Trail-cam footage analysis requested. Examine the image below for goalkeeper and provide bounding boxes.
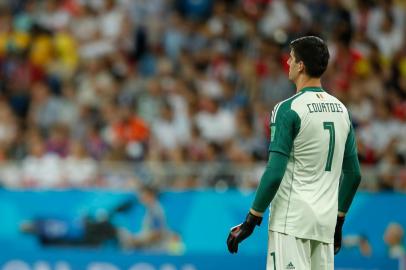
[227,36,361,270]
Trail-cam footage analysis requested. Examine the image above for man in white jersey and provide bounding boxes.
[226,36,361,269]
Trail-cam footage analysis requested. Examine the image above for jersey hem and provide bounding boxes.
[269,227,334,244]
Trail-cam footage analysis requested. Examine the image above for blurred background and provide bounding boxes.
[0,0,405,269]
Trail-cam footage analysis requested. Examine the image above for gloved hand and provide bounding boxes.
[227,212,262,254]
[334,216,345,255]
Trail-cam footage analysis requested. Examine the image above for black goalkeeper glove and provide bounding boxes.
[227,212,262,254]
[334,216,345,255]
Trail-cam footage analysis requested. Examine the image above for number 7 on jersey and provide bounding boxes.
[323,122,335,171]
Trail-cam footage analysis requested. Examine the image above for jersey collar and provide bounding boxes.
[299,86,324,93]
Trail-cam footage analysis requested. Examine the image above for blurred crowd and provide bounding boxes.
[0,0,405,190]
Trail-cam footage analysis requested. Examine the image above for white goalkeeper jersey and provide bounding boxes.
[268,86,355,244]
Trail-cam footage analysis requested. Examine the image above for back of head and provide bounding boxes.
[290,36,330,78]
[384,222,404,246]
[139,185,159,204]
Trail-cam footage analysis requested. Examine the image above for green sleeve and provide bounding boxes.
[268,105,301,156]
[338,123,361,213]
[251,102,300,213]
[251,152,289,213]
[343,121,357,158]
[251,103,300,213]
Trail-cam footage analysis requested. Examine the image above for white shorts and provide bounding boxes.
[267,230,334,270]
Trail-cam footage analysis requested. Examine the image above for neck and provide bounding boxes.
[295,76,322,92]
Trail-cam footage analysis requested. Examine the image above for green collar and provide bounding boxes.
[299,86,324,93]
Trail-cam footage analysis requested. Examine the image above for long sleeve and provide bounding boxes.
[251,101,300,213]
[251,152,289,213]
[338,123,361,213]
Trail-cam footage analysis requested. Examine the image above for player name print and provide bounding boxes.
[306,102,344,113]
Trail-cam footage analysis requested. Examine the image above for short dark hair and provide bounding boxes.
[140,185,159,197]
[290,36,330,78]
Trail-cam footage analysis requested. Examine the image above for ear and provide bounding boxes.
[298,61,305,73]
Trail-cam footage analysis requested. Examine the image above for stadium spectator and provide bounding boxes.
[194,97,236,143]
[117,186,175,252]
[358,100,403,163]
[366,0,405,44]
[369,11,403,60]
[46,124,70,157]
[63,140,98,187]
[28,82,62,130]
[152,101,182,154]
[137,79,164,124]
[384,222,406,258]
[21,138,63,188]
[0,99,17,155]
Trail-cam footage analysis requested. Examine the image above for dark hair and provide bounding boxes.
[383,11,394,26]
[140,185,159,197]
[290,36,330,78]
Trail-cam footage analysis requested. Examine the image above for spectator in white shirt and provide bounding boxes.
[359,101,402,161]
[194,97,236,143]
[63,141,98,187]
[367,0,404,41]
[99,0,124,40]
[368,11,403,60]
[22,139,63,188]
[152,102,180,151]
